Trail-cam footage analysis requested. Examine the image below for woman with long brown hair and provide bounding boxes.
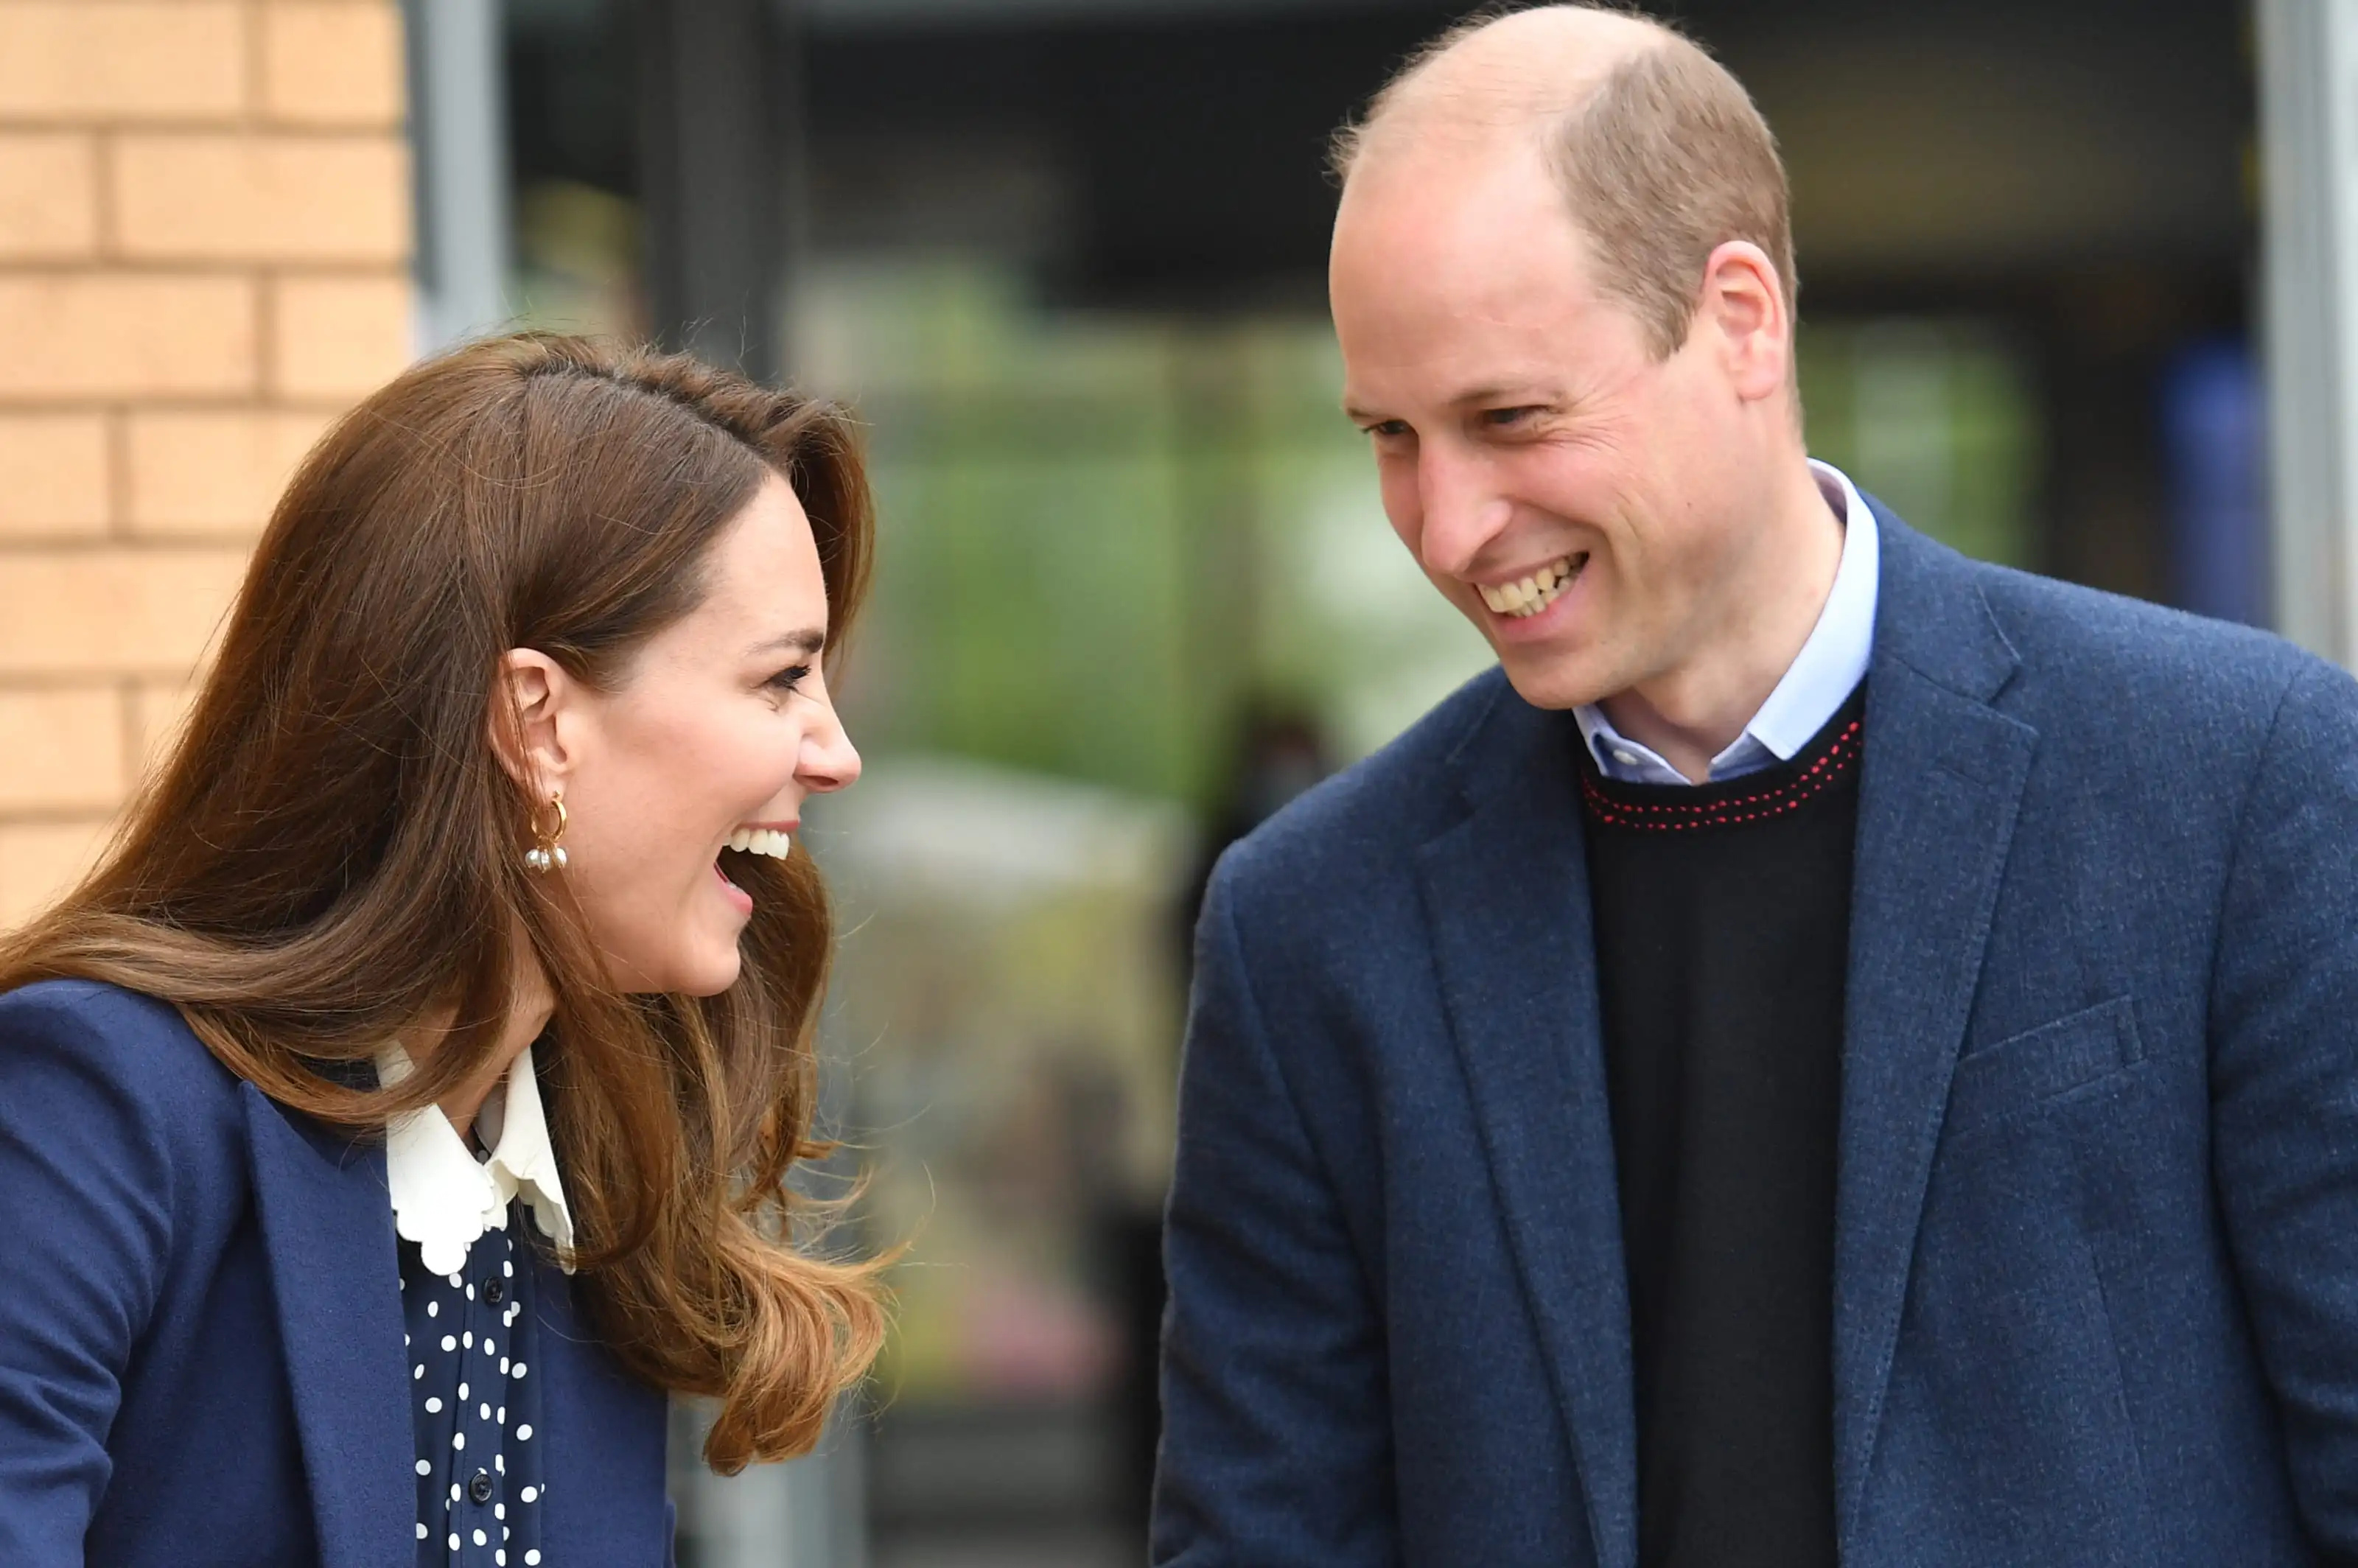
[0,333,888,1567]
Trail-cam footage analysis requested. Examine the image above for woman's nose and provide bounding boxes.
[800,722,861,794]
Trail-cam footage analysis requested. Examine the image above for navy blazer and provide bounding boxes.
[0,980,672,1567]
[1155,506,2358,1566]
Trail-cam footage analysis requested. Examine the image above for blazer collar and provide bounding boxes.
[240,1083,417,1568]
[1831,501,2037,1547]
[1418,680,1639,1568]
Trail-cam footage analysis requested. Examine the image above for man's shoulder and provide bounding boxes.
[1215,665,1514,903]
[1964,556,2333,728]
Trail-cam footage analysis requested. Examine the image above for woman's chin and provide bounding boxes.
[671,943,744,998]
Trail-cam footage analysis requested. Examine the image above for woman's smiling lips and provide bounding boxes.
[713,819,799,915]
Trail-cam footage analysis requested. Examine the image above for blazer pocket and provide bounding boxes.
[1945,995,2143,1139]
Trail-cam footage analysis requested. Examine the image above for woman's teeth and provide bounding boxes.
[726,827,792,859]
[1477,554,1586,618]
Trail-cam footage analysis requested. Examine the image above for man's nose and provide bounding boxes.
[1414,444,1513,580]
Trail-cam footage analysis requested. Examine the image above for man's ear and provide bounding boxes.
[1696,239,1791,404]
[490,648,579,799]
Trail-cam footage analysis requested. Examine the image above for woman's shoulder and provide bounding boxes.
[0,979,247,1147]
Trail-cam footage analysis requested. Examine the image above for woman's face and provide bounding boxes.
[546,473,859,995]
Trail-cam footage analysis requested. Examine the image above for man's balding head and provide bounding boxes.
[1334,5,1794,359]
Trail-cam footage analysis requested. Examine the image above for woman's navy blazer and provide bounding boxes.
[0,979,673,1567]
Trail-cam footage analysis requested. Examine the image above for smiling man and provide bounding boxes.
[1153,7,2358,1567]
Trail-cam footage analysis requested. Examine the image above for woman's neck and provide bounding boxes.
[416,943,554,1141]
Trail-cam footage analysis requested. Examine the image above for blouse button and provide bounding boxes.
[484,1277,506,1306]
[469,1469,494,1505]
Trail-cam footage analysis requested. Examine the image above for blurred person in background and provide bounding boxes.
[1157,7,2358,1566]
[0,335,886,1567]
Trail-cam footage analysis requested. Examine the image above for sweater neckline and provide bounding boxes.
[1578,684,1866,833]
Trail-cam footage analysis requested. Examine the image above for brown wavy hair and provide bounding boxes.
[0,333,885,1471]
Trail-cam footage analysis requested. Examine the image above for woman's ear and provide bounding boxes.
[490,648,579,798]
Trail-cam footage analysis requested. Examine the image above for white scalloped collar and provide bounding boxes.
[377,1041,575,1278]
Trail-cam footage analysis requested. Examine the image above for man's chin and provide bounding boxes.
[1496,646,1617,713]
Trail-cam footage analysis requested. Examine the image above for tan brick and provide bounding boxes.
[0,816,112,930]
[0,548,251,675]
[263,3,405,129]
[0,275,256,401]
[0,133,97,259]
[0,4,245,123]
[115,134,409,264]
[127,409,332,537]
[0,687,125,811]
[0,413,109,538]
[269,273,411,401]
[130,676,197,780]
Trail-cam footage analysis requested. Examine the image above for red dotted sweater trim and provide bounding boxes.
[1580,719,1863,833]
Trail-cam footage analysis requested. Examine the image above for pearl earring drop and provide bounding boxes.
[525,794,569,874]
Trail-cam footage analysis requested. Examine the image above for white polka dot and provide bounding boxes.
[483,1337,496,1357]
[495,1503,505,1520]
[466,1283,476,1300]
[513,1362,527,1379]
[449,1483,461,1503]
[479,1402,491,1421]
[503,1259,514,1276]
[497,1554,506,1567]
[494,1454,505,1474]
[416,1523,428,1540]
[497,1406,506,1424]
[448,1534,461,1553]
[473,1529,488,1547]
[525,1552,541,1565]
[458,1382,470,1400]
[415,1459,431,1477]
[500,1358,511,1375]
[448,1272,463,1288]
[516,1424,532,1441]
[413,1364,424,1380]
[424,1397,443,1413]
[519,1485,537,1503]
[441,1334,456,1352]
[462,1331,474,1348]
[427,1301,439,1318]
[452,1432,466,1450]
[403,1332,410,1346]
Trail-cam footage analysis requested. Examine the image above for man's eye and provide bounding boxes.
[1363,420,1413,440]
[1481,406,1539,429]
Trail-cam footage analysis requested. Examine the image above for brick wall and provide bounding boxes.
[0,0,413,925]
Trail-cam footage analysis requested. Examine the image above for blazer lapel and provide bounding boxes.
[531,1250,671,1564]
[1832,510,2037,1544]
[1416,681,1636,1568]
[241,1082,416,1568]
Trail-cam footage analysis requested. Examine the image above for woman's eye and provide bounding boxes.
[766,665,812,695]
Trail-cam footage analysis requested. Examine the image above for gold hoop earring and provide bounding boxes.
[524,794,568,874]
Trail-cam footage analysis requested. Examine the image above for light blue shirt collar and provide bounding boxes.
[1575,460,1878,786]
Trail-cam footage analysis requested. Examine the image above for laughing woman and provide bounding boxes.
[0,335,887,1567]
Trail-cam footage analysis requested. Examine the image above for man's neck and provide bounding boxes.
[1598,460,1847,783]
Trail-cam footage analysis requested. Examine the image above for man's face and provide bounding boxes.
[1331,141,1761,713]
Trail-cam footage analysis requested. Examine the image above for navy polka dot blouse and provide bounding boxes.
[401,1205,546,1567]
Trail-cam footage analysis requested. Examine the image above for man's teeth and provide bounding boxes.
[1477,555,1584,618]
[725,828,792,859]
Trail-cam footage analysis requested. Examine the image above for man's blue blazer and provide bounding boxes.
[0,979,673,1567]
[1155,505,2358,1566]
